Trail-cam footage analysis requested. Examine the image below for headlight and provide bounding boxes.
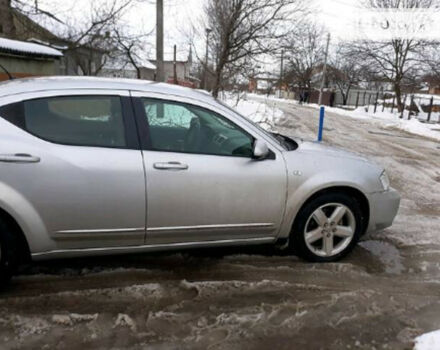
[379,171,390,191]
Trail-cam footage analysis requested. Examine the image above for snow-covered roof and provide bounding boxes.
[141,60,156,70]
[0,37,63,58]
[103,57,156,71]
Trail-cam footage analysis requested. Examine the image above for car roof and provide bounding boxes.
[0,76,216,104]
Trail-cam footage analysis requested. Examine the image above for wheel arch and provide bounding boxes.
[291,186,370,236]
[0,181,54,257]
[0,206,31,263]
[278,182,371,243]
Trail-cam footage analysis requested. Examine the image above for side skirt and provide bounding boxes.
[31,237,277,261]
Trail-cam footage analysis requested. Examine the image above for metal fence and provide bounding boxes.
[334,89,440,123]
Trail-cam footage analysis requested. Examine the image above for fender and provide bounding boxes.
[277,170,371,239]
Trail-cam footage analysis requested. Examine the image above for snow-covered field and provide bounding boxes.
[306,103,440,142]
[1,96,439,350]
[221,92,284,130]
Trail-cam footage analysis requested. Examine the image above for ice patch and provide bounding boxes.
[359,240,405,274]
[414,329,440,350]
[180,279,291,299]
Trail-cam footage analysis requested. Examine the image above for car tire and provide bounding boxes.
[0,219,19,286]
[290,192,364,262]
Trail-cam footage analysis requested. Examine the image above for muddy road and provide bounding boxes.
[1,102,439,350]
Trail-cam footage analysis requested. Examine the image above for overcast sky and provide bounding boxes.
[31,0,440,74]
[31,0,359,58]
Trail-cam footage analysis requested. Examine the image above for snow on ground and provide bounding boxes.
[241,93,440,141]
[221,92,284,130]
[246,92,298,106]
[414,329,440,350]
[303,102,440,141]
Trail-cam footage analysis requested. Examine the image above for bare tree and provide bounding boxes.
[328,45,363,105]
[10,0,133,76]
[349,0,439,111]
[12,0,65,24]
[63,0,132,75]
[202,0,305,98]
[283,23,324,92]
[111,28,154,79]
[421,44,440,86]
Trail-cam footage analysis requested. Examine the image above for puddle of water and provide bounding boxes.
[359,240,405,275]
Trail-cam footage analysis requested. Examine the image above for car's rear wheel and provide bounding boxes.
[0,219,19,286]
[290,193,363,262]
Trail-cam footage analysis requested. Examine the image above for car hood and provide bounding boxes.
[295,140,373,163]
[282,139,386,193]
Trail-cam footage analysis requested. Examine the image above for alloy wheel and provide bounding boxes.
[304,203,356,258]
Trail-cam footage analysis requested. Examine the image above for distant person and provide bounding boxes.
[299,91,304,104]
[329,92,335,107]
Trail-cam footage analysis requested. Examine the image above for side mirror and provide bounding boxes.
[252,139,270,160]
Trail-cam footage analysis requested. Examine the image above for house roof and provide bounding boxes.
[0,37,63,58]
[103,57,156,71]
[12,10,106,54]
[139,60,156,70]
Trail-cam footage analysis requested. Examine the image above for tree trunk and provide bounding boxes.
[212,66,222,98]
[394,82,403,112]
[343,85,352,106]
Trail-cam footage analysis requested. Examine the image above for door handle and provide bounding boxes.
[153,161,188,170]
[0,153,41,163]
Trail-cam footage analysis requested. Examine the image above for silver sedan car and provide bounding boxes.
[0,77,400,284]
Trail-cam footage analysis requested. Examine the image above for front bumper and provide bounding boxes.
[366,187,400,233]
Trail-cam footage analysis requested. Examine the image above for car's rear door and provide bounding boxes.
[0,90,146,251]
[131,92,287,245]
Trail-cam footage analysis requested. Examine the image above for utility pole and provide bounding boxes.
[203,28,212,90]
[279,49,284,98]
[318,33,331,106]
[173,44,177,84]
[156,0,164,82]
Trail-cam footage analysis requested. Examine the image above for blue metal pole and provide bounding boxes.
[318,106,325,142]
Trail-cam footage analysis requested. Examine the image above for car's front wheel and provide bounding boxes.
[290,192,364,262]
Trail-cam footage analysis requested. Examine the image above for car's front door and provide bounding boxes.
[131,94,287,245]
[0,90,146,250]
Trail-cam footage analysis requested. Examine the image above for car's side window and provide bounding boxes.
[0,95,127,148]
[141,98,254,157]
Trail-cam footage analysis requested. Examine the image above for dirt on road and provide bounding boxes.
[1,102,439,350]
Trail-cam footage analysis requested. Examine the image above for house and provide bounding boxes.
[422,74,440,95]
[0,37,63,81]
[0,0,15,38]
[99,57,156,80]
[248,72,280,94]
[429,86,440,95]
[149,50,199,87]
[0,0,105,76]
